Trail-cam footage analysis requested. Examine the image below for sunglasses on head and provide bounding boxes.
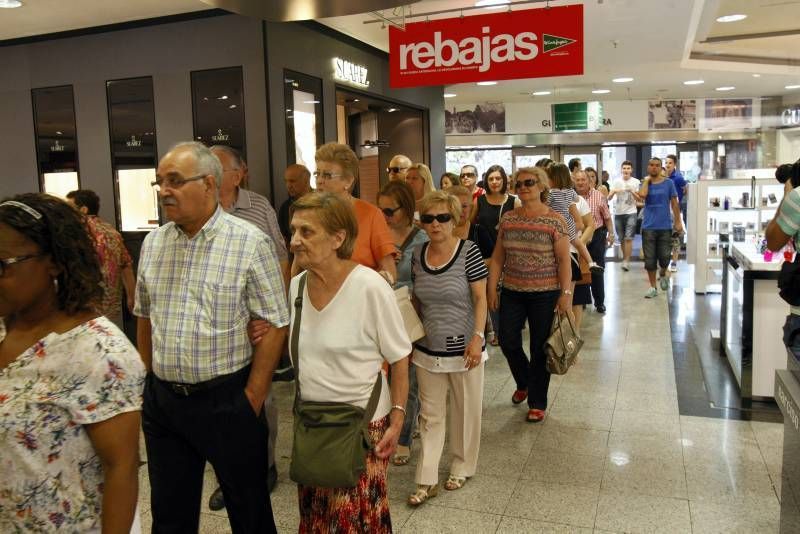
[517,178,539,188]
[420,213,453,224]
[460,172,476,178]
[381,206,402,217]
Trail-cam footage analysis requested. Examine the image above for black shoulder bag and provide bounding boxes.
[779,247,800,306]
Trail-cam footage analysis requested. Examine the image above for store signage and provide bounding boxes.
[782,106,800,127]
[552,101,603,132]
[126,135,142,148]
[389,4,583,88]
[333,58,370,88]
[212,129,230,142]
[50,139,65,152]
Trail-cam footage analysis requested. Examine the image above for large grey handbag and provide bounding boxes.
[544,312,583,375]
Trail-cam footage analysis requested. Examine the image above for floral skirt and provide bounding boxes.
[298,416,392,534]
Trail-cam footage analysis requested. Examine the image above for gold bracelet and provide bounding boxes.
[391,404,407,415]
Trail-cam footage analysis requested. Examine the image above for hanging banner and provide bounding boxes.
[389,4,583,88]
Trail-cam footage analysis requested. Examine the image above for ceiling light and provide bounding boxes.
[55,131,62,135]
[219,95,229,100]
[532,90,551,96]
[716,86,735,91]
[592,89,611,94]
[524,145,537,148]
[477,81,498,86]
[302,100,320,104]
[716,14,747,23]
[475,0,510,6]
[229,104,237,109]
[787,85,800,90]
[387,108,397,112]
[612,77,634,83]
[353,99,360,102]
[683,80,704,85]
[444,93,457,98]
[0,0,23,7]
[752,74,761,78]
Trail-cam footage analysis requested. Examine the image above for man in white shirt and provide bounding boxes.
[608,161,640,271]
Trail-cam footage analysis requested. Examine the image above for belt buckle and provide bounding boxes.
[173,383,192,396]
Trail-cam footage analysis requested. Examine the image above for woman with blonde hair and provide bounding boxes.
[406,163,436,222]
[408,190,488,505]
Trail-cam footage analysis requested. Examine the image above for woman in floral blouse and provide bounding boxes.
[0,193,145,532]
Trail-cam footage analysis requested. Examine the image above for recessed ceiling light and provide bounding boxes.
[477,81,498,86]
[219,95,229,100]
[229,104,237,109]
[444,93,457,98]
[353,99,360,102]
[592,89,611,94]
[532,90,551,96]
[716,86,735,91]
[612,77,634,83]
[475,0,509,6]
[683,80,704,85]
[55,131,62,135]
[787,85,800,90]
[387,108,398,112]
[0,0,23,7]
[752,74,761,78]
[716,14,747,23]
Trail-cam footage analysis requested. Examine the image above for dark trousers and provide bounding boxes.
[587,227,608,307]
[498,289,560,410]
[143,368,276,534]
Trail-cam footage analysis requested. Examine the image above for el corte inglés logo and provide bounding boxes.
[543,34,576,53]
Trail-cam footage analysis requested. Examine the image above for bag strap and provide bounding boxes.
[291,271,383,425]
[398,226,421,253]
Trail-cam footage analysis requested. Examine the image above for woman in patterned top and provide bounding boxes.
[0,194,145,532]
[407,191,488,506]
[488,167,573,423]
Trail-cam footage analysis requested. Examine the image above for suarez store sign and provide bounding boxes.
[389,4,583,88]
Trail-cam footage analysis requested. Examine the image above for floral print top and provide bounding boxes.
[85,216,133,320]
[0,317,145,532]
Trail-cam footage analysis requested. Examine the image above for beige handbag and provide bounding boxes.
[394,285,425,342]
[544,312,583,375]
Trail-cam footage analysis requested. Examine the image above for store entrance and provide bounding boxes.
[335,89,427,202]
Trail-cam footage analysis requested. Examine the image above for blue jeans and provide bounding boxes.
[398,363,419,447]
[498,289,560,410]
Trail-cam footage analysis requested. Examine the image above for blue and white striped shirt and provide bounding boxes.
[134,206,289,383]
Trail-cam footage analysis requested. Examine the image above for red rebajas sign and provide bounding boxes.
[389,4,583,88]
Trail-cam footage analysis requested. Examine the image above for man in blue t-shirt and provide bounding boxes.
[635,157,685,298]
[666,154,687,272]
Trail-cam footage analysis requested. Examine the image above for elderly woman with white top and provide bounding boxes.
[408,190,488,506]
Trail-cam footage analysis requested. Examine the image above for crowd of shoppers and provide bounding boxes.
[0,135,695,532]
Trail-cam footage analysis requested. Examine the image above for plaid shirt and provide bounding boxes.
[225,188,288,262]
[134,206,289,383]
[581,188,612,230]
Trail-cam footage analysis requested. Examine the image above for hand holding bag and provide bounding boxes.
[289,273,382,488]
[544,312,584,375]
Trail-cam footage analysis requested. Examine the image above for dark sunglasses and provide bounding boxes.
[460,172,476,178]
[381,206,402,217]
[420,213,453,224]
[517,178,539,188]
[387,166,409,174]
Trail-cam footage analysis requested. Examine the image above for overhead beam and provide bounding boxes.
[702,28,800,43]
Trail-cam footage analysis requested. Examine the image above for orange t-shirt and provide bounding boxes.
[351,198,396,269]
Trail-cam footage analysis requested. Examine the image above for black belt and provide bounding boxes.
[156,365,250,397]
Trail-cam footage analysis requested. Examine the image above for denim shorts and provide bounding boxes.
[642,229,672,271]
[615,213,637,241]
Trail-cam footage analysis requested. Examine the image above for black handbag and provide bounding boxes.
[288,272,382,488]
[778,251,800,306]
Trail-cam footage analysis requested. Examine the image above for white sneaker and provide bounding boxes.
[644,287,658,298]
[622,261,630,271]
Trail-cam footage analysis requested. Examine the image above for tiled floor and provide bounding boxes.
[136,262,787,533]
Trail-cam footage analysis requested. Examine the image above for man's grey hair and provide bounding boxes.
[210,145,246,170]
[169,141,223,187]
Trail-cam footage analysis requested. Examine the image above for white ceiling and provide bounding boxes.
[319,0,800,105]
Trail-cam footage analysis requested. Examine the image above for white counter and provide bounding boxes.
[730,242,784,272]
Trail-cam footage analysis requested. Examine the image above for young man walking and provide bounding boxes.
[608,161,639,271]
[636,157,684,298]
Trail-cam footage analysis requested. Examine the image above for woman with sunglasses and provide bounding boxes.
[459,165,485,202]
[377,181,428,466]
[488,168,572,423]
[407,191,488,506]
[313,142,397,284]
[0,194,145,532]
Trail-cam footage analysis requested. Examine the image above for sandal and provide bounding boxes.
[392,445,411,466]
[408,484,438,506]
[489,334,499,346]
[444,474,468,491]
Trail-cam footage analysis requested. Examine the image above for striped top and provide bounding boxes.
[581,188,612,230]
[547,188,579,240]
[499,207,569,293]
[777,186,800,315]
[411,240,488,367]
[225,189,288,262]
[134,207,290,384]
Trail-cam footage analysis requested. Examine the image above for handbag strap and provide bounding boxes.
[398,226,421,253]
[290,271,383,423]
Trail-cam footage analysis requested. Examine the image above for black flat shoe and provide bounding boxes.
[596,305,606,313]
[208,487,225,511]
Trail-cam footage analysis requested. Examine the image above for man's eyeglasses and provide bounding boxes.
[387,167,409,174]
[151,174,206,191]
[460,172,476,178]
[420,213,453,224]
[0,254,41,276]
[381,206,402,217]
[517,178,539,189]
[313,171,344,181]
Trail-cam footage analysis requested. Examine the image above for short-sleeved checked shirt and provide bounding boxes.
[134,206,289,383]
[226,189,288,262]
[580,188,612,230]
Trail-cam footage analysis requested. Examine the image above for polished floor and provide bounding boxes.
[136,261,787,533]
